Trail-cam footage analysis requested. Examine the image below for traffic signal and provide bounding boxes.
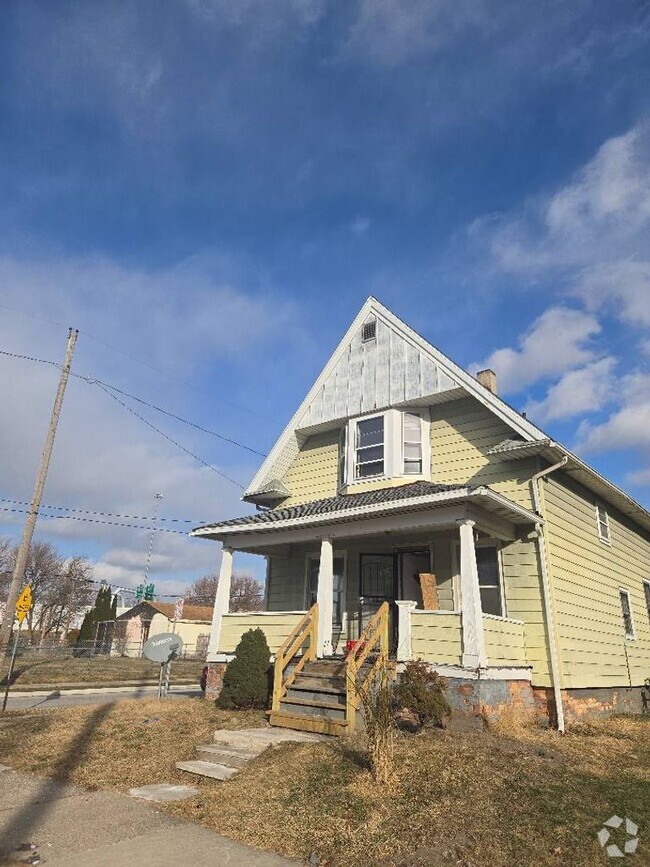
[135,584,144,601]
[144,583,155,601]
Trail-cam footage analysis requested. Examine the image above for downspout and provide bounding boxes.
[531,456,568,733]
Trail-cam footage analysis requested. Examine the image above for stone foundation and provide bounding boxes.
[533,685,648,725]
[443,677,541,725]
[204,661,228,700]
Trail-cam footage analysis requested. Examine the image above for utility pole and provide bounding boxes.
[0,328,78,650]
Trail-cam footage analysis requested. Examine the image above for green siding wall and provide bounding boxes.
[543,473,650,688]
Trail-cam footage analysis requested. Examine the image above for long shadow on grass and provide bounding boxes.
[0,700,116,853]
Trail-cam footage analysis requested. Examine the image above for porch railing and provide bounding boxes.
[345,601,390,733]
[271,603,318,714]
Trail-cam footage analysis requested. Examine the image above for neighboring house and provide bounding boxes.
[193,298,650,733]
[114,601,212,658]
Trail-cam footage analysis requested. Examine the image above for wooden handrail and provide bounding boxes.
[271,603,318,713]
[345,601,389,733]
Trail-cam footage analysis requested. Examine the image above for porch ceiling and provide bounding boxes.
[192,483,541,553]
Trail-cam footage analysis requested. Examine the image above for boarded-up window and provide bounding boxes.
[619,589,634,639]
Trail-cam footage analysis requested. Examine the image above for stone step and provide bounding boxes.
[175,760,240,781]
[212,726,322,751]
[195,744,259,768]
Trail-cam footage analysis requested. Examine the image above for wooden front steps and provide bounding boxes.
[269,657,350,736]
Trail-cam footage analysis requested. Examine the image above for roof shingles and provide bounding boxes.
[194,481,467,532]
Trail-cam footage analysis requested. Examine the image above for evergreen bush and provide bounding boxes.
[393,660,451,729]
[216,627,271,709]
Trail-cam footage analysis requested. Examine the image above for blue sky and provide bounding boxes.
[1,1,649,594]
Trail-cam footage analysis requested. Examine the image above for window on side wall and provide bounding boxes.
[476,545,503,617]
[596,504,611,544]
[619,588,634,639]
[403,412,423,475]
[643,580,650,628]
[354,415,385,479]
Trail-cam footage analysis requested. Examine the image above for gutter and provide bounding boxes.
[531,456,568,733]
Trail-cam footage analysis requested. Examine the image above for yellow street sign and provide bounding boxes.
[15,585,32,624]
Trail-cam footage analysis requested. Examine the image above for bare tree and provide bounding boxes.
[186,571,264,612]
[1,539,95,644]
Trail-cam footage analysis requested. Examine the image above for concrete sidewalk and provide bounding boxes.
[0,767,299,866]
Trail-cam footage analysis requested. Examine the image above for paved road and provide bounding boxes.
[5,685,203,710]
[0,767,298,866]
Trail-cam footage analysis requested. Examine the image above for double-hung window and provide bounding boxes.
[476,545,504,617]
[619,588,635,639]
[596,504,611,544]
[403,412,423,475]
[643,580,650,628]
[355,415,385,479]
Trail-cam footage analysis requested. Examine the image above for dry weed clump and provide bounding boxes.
[357,656,397,787]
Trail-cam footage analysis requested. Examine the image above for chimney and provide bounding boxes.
[477,368,498,395]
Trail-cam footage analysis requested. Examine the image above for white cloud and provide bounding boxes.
[472,306,601,393]
[573,261,650,327]
[351,216,371,235]
[341,0,488,67]
[575,372,650,454]
[525,357,616,422]
[0,253,292,592]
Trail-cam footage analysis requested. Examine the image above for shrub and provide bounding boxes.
[216,627,271,709]
[357,656,397,786]
[393,660,450,729]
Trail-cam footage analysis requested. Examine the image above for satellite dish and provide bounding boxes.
[143,632,184,663]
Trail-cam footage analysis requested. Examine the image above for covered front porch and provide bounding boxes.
[195,483,541,685]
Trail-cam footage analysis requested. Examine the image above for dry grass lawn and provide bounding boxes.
[0,654,202,687]
[0,699,648,867]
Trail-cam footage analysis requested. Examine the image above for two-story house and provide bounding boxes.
[193,298,650,735]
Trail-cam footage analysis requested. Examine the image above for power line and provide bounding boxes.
[0,505,189,535]
[0,348,267,458]
[0,498,203,524]
[95,383,245,489]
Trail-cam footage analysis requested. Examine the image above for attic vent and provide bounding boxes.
[362,318,376,343]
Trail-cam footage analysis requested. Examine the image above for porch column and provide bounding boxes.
[457,520,488,668]
[207,547,233,657]
[316,537,333,658]
[396,600,417,662]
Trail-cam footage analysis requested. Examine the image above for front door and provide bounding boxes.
[359,553,397,649]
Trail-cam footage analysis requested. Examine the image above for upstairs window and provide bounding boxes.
[619,588,634,639]
[644,580,650,627]
[596,504,611,544]
[403,412,423,475]
[355,415,384,479]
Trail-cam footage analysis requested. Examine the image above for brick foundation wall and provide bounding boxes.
[205,661,228,700]
[443,677,541,725]
[533,685,648,725]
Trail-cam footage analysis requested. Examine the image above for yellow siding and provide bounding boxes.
[429,397,537,509]
[220,613,305,654]
[482,615,527,667]
[411,612,462,665]
[544,473,650,688]
[281,429,339,506]
[501,539,552,686]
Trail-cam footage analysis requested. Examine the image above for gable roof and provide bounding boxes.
[244,297,650,535]
[117,600,213,623]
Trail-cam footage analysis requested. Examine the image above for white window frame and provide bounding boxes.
[643,580,650,628]
[596,503,611,545]
[619,587,635,640]
[345,409,430,487]
[451,538,506,618]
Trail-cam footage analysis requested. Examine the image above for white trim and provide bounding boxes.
[410,608,462,615]
[220,610,307,616]
[618,586,635,640]
[644,579,650,627]
[398,661,533,681]
[194,486,541,538]
[207,548,233,658]
[458,518,488,668]
[396,600,417,662]
[482,613,525,626]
